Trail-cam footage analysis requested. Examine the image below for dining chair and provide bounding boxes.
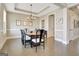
[45,30,47,39]
[40,29,47,49]
[24,28,27,33]
[20,29,31,48]
[31,29,45,52]
[43,30,47,43]
[20,30,25,45]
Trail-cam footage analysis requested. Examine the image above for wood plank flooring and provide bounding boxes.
[0,37,79,56]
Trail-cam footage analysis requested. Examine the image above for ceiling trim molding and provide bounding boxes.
[38,6,50,14]
[15,7,38,14]
[14,4,50,15]
[7,11,39,17]
[54,3,67,8]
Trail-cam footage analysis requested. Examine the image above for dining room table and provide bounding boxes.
[25,31,41,47]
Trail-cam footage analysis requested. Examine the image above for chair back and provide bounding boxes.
[43,30,47,39]
[20,30,26,45]
[36,29,44,42]
[24,28,27,33]
[40,29,47,42]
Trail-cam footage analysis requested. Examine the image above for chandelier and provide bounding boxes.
[27,4,37,26]
[30,4,32,20]
[29,4,33,26]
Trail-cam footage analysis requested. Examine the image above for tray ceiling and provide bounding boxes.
[4,3,77,16]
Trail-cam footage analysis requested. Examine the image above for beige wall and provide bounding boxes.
[0,4,7,34]
[40,8,68,45]
[0,4,3,33]
[0,4,7,50]
[68,10,79,41]
[7,12,40,38]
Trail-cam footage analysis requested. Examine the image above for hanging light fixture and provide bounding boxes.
[29,4,33,26]
[30,4,32,20]
[29,4,37,26]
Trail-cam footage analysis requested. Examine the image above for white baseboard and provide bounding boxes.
[7,36,21,39]
[73,36,79,41]
[0,36,20,50]
[55,38,69,45]
[70,35,79,41]
[0,37,7,50]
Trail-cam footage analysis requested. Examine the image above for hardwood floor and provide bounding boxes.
[0,37,79,56]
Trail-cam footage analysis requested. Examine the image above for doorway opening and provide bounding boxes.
[48,15,55,39]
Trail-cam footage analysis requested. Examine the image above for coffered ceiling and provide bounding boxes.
[4,3,78,16]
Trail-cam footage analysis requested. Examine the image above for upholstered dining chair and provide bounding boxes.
[43,30,47,43]
[40,29,47,49]
[20,29,31,48]
[31,29,45,52]
[20,30,25,45]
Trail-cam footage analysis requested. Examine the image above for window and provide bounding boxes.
[3,9,6,34]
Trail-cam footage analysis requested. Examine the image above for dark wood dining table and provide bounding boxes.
[25,32,40,47]
[26,32,40,36]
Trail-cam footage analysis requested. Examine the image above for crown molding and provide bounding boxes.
[14,4,50,15]
[15,7,38,15]
[38,6,50,14]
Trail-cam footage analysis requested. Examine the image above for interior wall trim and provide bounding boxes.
[0,39,7,50]
[0,30,3,32]
[55,38,69,45]
[7,36,21,40]
[15,6,50,15]
[7,29,20,30]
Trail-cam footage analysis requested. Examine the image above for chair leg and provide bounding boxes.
[36,46,37,52]
[43,42,45,49]
[30,45,32,48]
[30,42,32,48]
[24,41,26,48]
[24,44,26,48]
